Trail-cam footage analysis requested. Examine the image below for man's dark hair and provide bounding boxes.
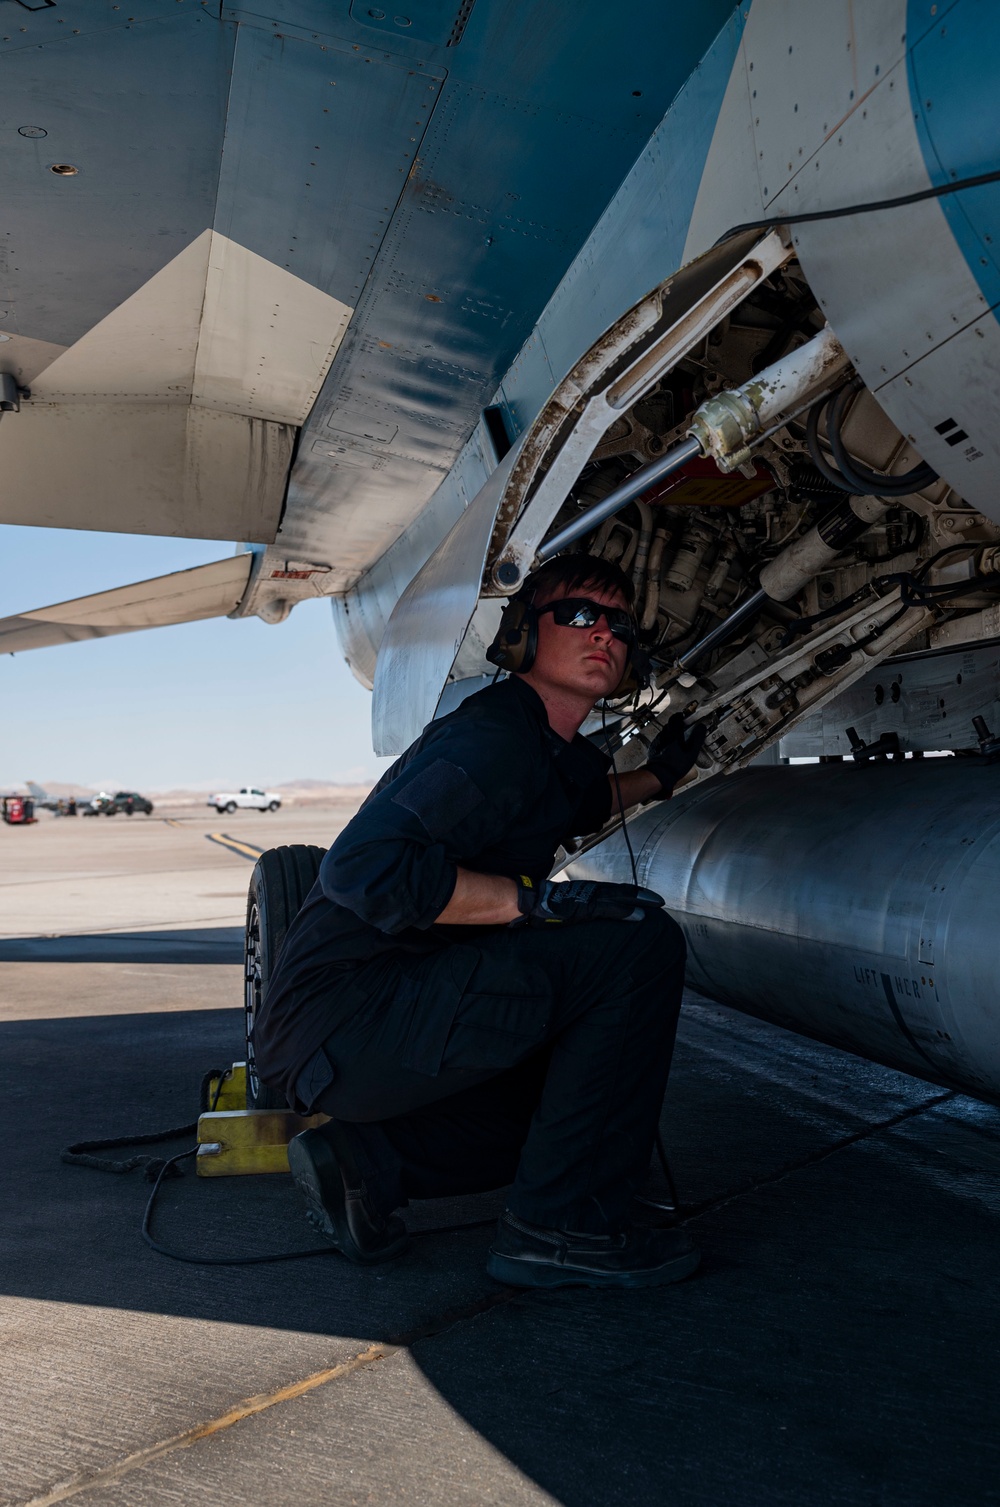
[521,553,635,610]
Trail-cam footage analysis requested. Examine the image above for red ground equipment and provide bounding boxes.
[2,796,36,825]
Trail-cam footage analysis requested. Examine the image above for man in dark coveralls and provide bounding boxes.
[254,554,706,1288]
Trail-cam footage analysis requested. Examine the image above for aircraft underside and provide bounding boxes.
[2,0,999,1102]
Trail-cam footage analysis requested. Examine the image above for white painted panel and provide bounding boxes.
[0,334,67,388]
[29,232,212,401]
[682,28,764,257]
[194,236,353,424]
[745,0,908,207]
[776,61,990,377]
[875,310,1000,521]
[0,232,345,538]
[0,555,253,654]
[28,230,353,425]
[183,406,295,539]
[0,403,290,541]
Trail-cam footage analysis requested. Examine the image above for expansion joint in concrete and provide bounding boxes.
[16,1289,519,1506]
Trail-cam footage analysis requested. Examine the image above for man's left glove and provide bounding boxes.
[644,713,707,797]
[514,876,665,926]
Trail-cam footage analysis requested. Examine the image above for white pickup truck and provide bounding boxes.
[207,787,282,814]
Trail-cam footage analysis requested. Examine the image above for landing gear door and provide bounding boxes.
[372,442,523,755]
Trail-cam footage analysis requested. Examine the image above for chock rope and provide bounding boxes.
[61,1069,225,1181]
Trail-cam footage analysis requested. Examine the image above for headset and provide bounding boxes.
[486,586,649,698]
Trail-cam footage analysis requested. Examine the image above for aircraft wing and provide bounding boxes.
[0,556,253,656]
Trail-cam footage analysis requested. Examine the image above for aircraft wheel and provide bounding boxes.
[244,844,326,1110]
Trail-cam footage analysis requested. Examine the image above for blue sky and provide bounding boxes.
[0,525,388,792]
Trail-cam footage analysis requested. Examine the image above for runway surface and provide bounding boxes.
[1,804,998,1506]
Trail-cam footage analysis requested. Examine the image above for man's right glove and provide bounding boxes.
[644,713,707,797]
[514,876,665,926]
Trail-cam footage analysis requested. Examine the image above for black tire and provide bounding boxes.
[244,844,326,1110]
[225,801,237,814]
[268,801,279,812]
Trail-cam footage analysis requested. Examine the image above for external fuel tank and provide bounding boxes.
[568,762,1000,1102]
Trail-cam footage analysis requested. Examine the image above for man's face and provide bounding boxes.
[527,581,632,704]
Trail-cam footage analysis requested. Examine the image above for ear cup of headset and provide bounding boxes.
[486,596,538,673]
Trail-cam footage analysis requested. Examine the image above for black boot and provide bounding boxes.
[487,1210,700,1289]
[287,1123,409,1265]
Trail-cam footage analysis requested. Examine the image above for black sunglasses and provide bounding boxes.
[535,597,636,642]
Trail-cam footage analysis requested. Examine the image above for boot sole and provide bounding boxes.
[486,1246,701,1290]
[287,1132,408,1266]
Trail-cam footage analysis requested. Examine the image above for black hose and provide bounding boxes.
[713,166,1000,246]
[805,385,937,497]
[827,381,938,496]
[805,396,853,492]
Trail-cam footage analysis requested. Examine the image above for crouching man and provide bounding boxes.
[253,554,705,1289]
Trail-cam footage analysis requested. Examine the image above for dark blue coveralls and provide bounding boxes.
[254,675,685,1234]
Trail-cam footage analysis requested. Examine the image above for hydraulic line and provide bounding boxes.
[536,327,849,567]
[675,494,888,671]
[675,586,767,671]
[537,436,702,562]
[641,526,670,633]
[806,382,938,496]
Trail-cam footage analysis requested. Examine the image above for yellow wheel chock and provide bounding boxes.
[196,1063,328,1177]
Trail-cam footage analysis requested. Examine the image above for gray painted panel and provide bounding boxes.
[278,1,741,578]
[214,25,443,310]
[0,10,232,347]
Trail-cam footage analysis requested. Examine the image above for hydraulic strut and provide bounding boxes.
[536,325,849,564]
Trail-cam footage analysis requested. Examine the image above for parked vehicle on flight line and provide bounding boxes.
[208,788,282,814]
[81,791,154,816]
[2,796,36,826]
[105,791,154,816]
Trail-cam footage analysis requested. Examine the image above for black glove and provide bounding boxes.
[514,876,665,926]
[644,713,707,796]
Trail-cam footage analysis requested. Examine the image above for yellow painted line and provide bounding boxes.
[206,832,264,862]
[163,818,185,828]
[21,1345,391,1507]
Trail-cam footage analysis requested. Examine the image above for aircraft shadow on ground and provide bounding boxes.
[0,927,244,964]
[2,1001,999,1505]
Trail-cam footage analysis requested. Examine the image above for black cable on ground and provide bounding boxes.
[714,167,1000,246]
[65,1063,498,1265]
[140,1151,499,1266]
[140,1150,349,1265]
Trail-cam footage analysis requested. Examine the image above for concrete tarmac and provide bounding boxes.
[1,805,999,1505]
